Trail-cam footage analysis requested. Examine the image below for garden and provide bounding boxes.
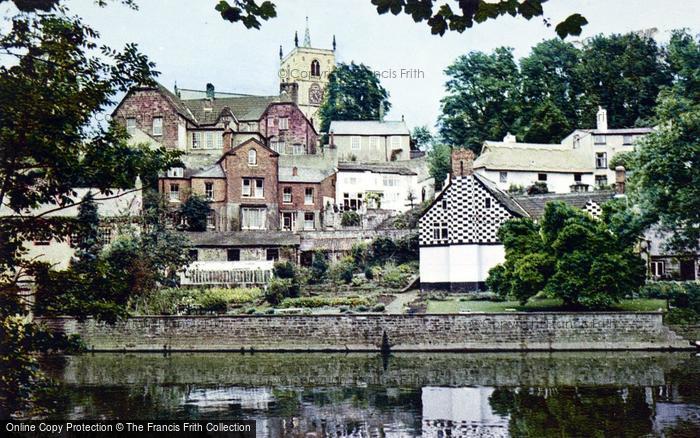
[129,234,420,315]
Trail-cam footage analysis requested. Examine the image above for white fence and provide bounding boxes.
[180,261,274,286]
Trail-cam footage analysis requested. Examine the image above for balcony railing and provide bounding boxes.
[180,261,274,286]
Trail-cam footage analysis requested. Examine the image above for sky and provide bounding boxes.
[66,0,700,132]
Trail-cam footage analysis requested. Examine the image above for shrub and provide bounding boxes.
[341,211,361,227]
[356,305,369,312]
[351,277,364,288]
[329,256,355,284]
[128,287,193,315]
[380,264,412,289]
[526,181,549,195]
[265,308,275,315]
[665,308,700,325]
[245,307,256,314]
[279,296,371,308]
[364,266,374,280]
[310,250,329,283]
[273,260,296,279]
[395,234,419,264]
[266,278,292,305]
[196,289,229,313]
[350,242,368,265]
[178,195,211,232]
[372,303,385,312]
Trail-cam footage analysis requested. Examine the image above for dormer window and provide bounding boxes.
[248,149,257,166]
[167,167,184,178]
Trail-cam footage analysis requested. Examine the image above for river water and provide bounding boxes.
[42,352,700,437]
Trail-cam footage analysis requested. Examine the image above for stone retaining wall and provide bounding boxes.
[40,312,692,351]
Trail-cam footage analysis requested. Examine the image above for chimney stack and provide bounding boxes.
[206,83,215,100]
[451,148,475,177]
[596,106,608,131]
[223,127,234,154]
[292,166,298,176]
[503,132,517,143]
[329,130,335,147]
[615,166,626,195]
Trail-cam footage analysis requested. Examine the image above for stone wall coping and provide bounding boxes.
[38,311,665,320]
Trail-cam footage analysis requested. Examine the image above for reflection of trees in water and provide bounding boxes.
[489,387,655,437]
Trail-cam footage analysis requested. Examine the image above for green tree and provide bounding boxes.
[577,33,672,128]
[439,47,521,151]
[411,125,433,151]
[318,62,390,134]
[427,144,452,188]
[488,202,645,308]
[179,195,211,232]
[630,30,700,253]
[0,0,180,417]
[216,1,589,38]
[72,193,102,269]
[518,38,584,142]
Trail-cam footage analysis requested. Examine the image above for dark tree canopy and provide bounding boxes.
[214,0,588,38]
[630,33,700,253]
[318,62,391,134]
[439,47,521,152]
[439,33,673,149]
[487,202,646,309]
[0,0,180,417]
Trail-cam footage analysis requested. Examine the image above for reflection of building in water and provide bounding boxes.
[422,387,509,437]
[183,387,275,410]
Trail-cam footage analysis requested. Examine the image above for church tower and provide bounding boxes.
[279,17,336,130]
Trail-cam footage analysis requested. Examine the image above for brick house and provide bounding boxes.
[112,83,320,170]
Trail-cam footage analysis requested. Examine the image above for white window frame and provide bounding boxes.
[283,187,292,204]
[205,132,214,149]
[206,212,216,229]
[248,149,257,166]
[167,167,184,178]
[304,212,315,230]
[596,152,607,169]
[369,136,380,150]
[204,182,214,200]
[383,175,399,187]
[351,136,361,151]
[499,171,508,183]
[651,260,665,277]
[293,143,304,155]
[241,207,266,230]
[304,187,314,205]
[126,117,136,134]
[432,222,448,240]
[191,132,201,149]
[278,117,289,130]
[215,132,223,148]
[169,183,180,201]
[595,175,608,187]
[152,117,163,136]
[594,135,606,145]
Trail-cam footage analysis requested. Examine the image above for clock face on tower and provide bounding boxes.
[309,83,323,105]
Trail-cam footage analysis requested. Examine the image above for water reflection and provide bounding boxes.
[41,352,700,437]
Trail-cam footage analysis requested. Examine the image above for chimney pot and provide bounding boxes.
[206,83,215,100]
[292,166,298,176]
[503,132,517,143]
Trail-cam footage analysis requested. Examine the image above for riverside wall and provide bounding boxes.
[39,312,692,351]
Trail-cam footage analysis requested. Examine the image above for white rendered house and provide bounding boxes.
[335,160,434,213]
[473,134,594,194]
[419,149,528,291]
